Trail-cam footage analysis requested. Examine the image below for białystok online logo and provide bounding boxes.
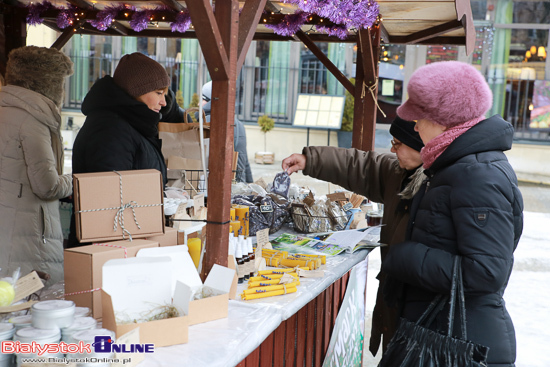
[1,336,155,355]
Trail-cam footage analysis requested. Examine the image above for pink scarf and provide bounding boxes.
[421,117,484,169]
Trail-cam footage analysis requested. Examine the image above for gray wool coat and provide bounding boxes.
[0,85,72,284]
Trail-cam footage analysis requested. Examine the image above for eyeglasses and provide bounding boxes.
[390,139,402,150]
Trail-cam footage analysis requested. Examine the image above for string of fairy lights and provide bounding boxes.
[25,0,381,40]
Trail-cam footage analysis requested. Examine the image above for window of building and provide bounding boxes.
[379,44,406,66]
[509,28,548,79]
[471,0,488,20]
[426,45,459,63]
[513,1,550,24]
[300,42,328,95]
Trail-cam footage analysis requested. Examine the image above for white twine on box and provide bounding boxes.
[77,170,163,241]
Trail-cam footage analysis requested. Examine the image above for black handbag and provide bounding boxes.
[378,257,490,367]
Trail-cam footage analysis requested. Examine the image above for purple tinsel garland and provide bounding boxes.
[316,24,349,40]
[170,11,192,33]
[265,11,309,37]
[25,0,379,39]
[57,4,78,29]
[89,4,132,31]
[129,9,154,32]
[280,0,380,38]
[26,1,54,26]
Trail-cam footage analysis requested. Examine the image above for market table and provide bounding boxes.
[137,244,373,367]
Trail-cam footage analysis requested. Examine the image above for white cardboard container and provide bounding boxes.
[136,246,234,326]
[101,257,189,347]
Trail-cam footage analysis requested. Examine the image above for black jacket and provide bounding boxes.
[68,76,167,248]
[383,115,523,367]
[72,76,167,184]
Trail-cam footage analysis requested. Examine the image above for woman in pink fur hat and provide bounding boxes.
[381,61,523,366]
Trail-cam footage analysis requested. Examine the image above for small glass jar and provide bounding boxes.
[7,315,32,331]
[14,327,62,366]
[66,328,115,367]
[31,300,75,329]
[61,316,97,342]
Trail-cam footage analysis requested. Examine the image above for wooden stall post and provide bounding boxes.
[352,27,381,152]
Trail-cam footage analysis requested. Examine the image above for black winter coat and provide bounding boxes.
[72,76,167,184]
[382,115,523,367]
[68,76,167,247]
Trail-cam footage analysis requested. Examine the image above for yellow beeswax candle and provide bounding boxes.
[293,253,327,265]
[230,208,236,221]
[280,258,312,269]
[234,205,249,237]
[241,285,298,300]
[188,238,202,268]
[230,221,241,236]
[243,282,300,294]
[257,268,309,275]
[248,279,301,288]
[248,273,298,282]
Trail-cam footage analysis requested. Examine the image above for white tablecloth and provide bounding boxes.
[137,246,372,367]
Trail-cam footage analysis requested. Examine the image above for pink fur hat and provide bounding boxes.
[397,61,492,127]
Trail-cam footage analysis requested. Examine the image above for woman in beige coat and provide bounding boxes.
[0,46,73,285]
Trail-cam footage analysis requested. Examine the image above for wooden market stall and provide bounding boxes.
[0,0,475,364]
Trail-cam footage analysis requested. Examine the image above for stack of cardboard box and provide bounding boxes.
[64,169,235,347]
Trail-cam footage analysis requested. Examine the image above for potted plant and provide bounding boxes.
[255,114,275,164]
[338,78,355,148]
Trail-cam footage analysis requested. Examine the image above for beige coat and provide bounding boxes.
[0,85,72,284]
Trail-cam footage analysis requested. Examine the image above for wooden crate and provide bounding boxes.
[255,152,275,164]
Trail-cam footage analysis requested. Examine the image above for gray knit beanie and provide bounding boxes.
[113,52,170,98]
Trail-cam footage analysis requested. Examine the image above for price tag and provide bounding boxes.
[256,228,270,247]
[260,203,273,213]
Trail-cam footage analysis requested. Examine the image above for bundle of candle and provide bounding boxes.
[261,249,325,270]
[240,268,302,301]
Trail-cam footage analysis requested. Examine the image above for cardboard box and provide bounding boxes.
[64,239,159,319]
[136,246,234,326]
[73,169,165,243]
[184,263,234,325]
[146,227,178,247]
[102,257,188,347]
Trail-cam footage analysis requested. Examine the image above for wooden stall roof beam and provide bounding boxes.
[295,30,354,96]
[237,0,268,73]
[51,19,87,50]
[186,0,229,80]
[352,26,380,152]
[159,0,185,12]
[186,0,239,279]
[394,19,464,45]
